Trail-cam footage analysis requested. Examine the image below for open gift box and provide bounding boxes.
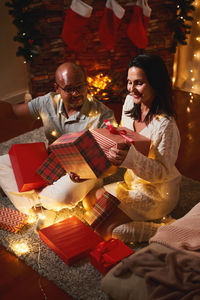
[42,123,151,181]
[89,238,134,275]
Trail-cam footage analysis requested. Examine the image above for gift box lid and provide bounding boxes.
[39,216,103,266]
[9,142,48,192]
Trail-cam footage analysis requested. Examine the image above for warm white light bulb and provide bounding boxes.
[12,242,29,255]
[51,130,57,136]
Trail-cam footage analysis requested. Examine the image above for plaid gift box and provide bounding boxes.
[0,207,28,233]
[49,130,112,179]
[39,215,103,266]
[9,142,48,192]
[90,238,134,275]
[37,151,66,185]
[83,191,120,229]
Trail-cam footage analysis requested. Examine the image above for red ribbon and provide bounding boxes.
[92,238,121,269]
[104,119,134,144]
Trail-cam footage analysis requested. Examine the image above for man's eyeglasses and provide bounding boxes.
[56,82,87,94]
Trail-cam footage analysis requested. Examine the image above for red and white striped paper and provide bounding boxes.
[0,207,28,233]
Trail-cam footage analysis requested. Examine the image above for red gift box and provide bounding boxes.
[39,215,103,266]
[49,130,112,179]
[37,151,66,185]
[83,191,120,229]
[9,143,48,192]
[90,238,134,275]
[0,207,28,233]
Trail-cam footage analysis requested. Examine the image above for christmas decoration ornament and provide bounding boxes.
[127,0,151,49]
[99,0,125,51]
[61,0,93,52]
[172,0,195,52]
[5,0,43,63]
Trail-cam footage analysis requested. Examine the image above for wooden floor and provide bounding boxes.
[0,89,200,300]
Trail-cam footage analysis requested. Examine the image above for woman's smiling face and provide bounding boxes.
[127,66,155,108]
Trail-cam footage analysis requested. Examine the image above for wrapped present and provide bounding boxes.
[90,119,151,158]
[39,215,103,266]
[37,151,66,185]
[38,122,151,182]
[0,207,28,233]
[49,130,112,179]
[83,191,120,229]
[90,238,134,275]
[9,143,48,192]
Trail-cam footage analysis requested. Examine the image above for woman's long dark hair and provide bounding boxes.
[126,54,176,123]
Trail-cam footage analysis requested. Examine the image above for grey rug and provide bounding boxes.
[0,127,200,300]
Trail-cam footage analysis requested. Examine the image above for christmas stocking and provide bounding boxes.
[127,0,151,49]
[61,0,93,52]
[99,0,125,51]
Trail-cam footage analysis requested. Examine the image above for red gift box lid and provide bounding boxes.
[9,142,48,192]
[39,216,103,266]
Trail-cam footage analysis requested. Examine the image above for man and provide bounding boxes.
[0,62,116,216]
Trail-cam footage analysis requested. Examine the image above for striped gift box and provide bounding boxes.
[49,130,112,179]
[37,151,66,185]
[0,207,28,233]
[90,127,151,157]
[83,191,120,229]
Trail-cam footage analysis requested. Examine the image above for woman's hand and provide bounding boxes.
[69,172,86,183]
[107,141,131,166]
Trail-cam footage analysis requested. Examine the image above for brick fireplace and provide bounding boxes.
[27,0,176,107]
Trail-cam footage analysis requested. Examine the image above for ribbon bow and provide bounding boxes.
[92,238,121,268]
[104,119,134,144]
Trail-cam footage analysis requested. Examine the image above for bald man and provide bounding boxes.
[0,62,116,216]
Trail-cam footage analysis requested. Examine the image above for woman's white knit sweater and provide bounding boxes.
[105,94,181,221]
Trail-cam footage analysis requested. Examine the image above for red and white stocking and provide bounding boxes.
[99,0,125,51]
[127,0,151,49]
[61,0,93,52]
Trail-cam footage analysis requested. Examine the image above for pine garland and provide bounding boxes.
[5,0,195,62]
[5,0,44,63]
[172,0,195,52]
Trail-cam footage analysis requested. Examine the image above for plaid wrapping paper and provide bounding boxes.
[90,238,134,275]
[49,130,112,179]
[83,191,120,229]
[0,207,28,233]
[37,151,66,185]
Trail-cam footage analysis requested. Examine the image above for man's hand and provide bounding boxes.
[69,172,86,183]
[107,141,131,166]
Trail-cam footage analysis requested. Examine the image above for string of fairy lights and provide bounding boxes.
[187,0,200,108]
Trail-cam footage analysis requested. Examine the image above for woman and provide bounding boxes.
[84,54,181,243]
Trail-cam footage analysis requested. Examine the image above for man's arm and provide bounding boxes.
[0,101,33,120]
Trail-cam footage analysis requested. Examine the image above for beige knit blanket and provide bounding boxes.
[150,201,200,257]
